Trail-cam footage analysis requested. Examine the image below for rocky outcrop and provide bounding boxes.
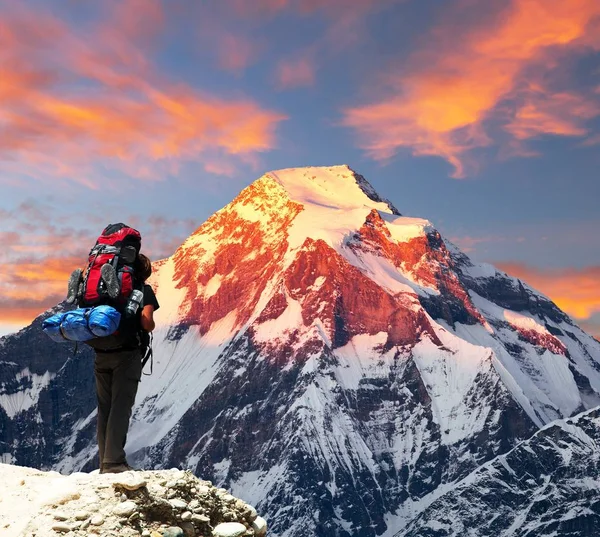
[349,209,485,327]
[1,464,266,537]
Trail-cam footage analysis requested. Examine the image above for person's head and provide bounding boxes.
[135,253,152,282]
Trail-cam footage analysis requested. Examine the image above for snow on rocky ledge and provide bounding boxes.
[0,464,267,537]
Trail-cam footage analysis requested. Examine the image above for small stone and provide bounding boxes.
[252,516,267,537]
[166,480,178,489]
[51,522,72,533]
[181,511,192,521]
[245,504,258,522]
[169,498,188,510]
[190,488,196,494]
[222,494,236,504]
[90,514,105,526]
[162,527,185,537]
[113,474,147,491]
[113,500,138,517]
[212,522,247,537]
[192,514,210,524]
[141,530,151,537]
[129,511,141,522]
[74,511,89,521]
[196,485,211,496]
[80,519,90,530]
[53,511,70,521]
[167,490,178,499]
[150,531,163,537]
[180,521,196,537]
[188,500,200,510]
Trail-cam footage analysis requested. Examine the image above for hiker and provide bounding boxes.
[94,252,160,474]
[44,223,160,473]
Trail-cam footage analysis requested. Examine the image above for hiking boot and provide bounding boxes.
[101,463,135,474]
[66,268,83,304]
[100,263,120,299]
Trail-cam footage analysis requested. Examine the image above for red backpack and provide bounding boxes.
[80,223,142,309]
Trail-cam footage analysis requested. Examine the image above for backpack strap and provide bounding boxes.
[141,332,153,376]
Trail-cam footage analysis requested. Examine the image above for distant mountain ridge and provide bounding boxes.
[396,407,600,537]
[1,165,599,537]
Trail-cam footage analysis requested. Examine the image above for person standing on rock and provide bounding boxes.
[93,252,159,473]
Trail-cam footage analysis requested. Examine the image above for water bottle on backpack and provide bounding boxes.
[125,289,144,317]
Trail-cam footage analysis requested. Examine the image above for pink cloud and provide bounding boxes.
[216,34,262,73]
[0,2,286,186]
[275,57,316,89]
[341,0,600,177]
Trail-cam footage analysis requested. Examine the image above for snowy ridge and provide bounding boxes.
[395,406,600,537]
[0,367,55,419]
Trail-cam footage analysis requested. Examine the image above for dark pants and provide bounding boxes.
[94,349,142,466]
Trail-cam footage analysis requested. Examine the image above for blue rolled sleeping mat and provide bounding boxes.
[42,305,121,342]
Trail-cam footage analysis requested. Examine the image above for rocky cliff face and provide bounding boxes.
[2,165,600,537]
[0,304,97,469]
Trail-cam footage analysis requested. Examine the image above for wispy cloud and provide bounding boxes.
[0,1,286,185]
[342,0,600,177]
[449,235,509,253]
[264,0,398,90]
[0,198,198,327]
[215,34,263,73]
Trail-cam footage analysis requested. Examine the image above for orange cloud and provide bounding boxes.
[506,89,600,140]
[0,309,56,329]
[342,0,600,176]
[0,255,81,327]
[275,57,316,89]
[496,262,600,324]
[0,2,285,185]
[0,201,199,330]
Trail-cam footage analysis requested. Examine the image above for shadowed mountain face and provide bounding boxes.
[2,165,600,537]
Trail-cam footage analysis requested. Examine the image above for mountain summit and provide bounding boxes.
[2,165,599,537]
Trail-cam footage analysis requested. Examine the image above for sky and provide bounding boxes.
[0,0,599,338]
